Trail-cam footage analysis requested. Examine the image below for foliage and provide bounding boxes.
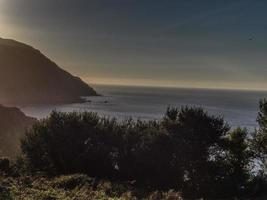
[0,174,184,200]
[207,128,253,198]
[162,107,230,198]
[0,157,10,174]
[249,99,267,197]
[252,99,267,171]
[20,105,267,199]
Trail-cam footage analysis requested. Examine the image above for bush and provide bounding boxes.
[0,157,10,174]
[52,174,95,190]
[0,185,12,200]
[20,107,259,198]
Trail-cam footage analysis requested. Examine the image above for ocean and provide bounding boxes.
[20,84,267,129]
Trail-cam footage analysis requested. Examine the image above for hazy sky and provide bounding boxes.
[0,0,267,90]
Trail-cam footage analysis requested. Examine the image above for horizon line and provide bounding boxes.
[89,82,267,93]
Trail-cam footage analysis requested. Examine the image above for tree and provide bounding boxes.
[20,106,261,199]
[252,99,267,171]
[162,107,230,198]
[249,99,267,196]
[117,119,177,187]
[217,128,252,197]
[21,111,105,175]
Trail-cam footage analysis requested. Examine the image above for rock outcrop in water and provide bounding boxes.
[0,105,36,157]
[0,38,97,105]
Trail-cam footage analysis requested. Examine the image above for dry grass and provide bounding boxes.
[0,174,183,200]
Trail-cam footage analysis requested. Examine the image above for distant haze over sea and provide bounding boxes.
[21,85,267,129]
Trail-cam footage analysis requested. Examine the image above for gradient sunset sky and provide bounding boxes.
[0,0,267,90]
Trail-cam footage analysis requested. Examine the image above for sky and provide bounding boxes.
[0,0,267,90]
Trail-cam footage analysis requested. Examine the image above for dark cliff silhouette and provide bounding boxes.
[0,105,36,157]
[0,38,97,105]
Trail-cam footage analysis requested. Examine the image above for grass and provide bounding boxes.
[0,174,183,200]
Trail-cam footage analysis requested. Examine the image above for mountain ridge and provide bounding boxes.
[0,38,98,105]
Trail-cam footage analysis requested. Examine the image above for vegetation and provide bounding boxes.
[0,173,184,200]
[252,99,267,171]
[1,100,267,199]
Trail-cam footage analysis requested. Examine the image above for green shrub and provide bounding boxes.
[20,106,262,199]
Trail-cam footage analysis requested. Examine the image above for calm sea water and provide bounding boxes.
[20,85,267,129]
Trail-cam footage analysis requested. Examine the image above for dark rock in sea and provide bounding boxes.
[0,105,36,158]
[0,38,98,105]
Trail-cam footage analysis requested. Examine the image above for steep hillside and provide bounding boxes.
[0,105,36,157]
[0,38,97,105]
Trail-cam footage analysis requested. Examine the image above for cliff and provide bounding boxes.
[0,38,97,105]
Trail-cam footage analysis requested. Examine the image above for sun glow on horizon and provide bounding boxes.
[0,0,266,92]
[83,76,267,92]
